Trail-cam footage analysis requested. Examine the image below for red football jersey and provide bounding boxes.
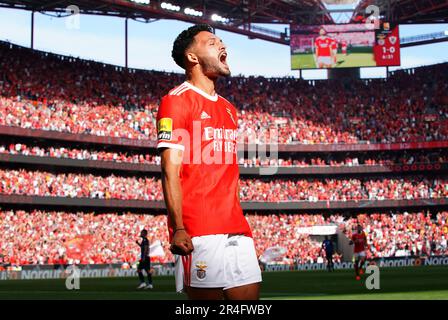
[330,38,338,50]
[352,232,367,253]
[315,36,332,57]
[157,81,252,241]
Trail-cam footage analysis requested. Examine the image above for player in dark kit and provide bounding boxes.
[322,236,335,272]
[136,229,153,289]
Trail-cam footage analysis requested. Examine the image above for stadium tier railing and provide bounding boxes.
[0,195,446,211]
[1,125,448,152]
[0,153,157,174]
[0,153,445,176]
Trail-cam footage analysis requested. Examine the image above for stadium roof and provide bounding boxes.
[0,0,447,45]
[353,0,448,24]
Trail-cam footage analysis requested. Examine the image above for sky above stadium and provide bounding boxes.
[0,7,447,79]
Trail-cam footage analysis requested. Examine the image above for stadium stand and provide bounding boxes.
[0,41,447,267]
[1,143,446,167]
[1,210,446,266]
[0,169,446,202]
[1,41,447,144]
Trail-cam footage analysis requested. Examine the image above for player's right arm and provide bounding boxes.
[161,149,193,255]
[157,94,193,256]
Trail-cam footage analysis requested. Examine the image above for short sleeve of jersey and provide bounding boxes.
[156,95,188,151]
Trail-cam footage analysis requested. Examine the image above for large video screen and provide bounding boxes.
[290,22,400,69]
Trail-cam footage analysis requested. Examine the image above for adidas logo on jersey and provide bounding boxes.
[200,111,211,120]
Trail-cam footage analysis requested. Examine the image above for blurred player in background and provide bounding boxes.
[157,24,262,300]
[341,39,348,56]
[322,236,335,272]
[330,35,338,67]
[314,28,333,68]
[136,229,153,289]
[349,224,368,280]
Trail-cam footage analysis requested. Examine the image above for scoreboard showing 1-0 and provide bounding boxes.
[290,22,401,69]
[373,23,401,66]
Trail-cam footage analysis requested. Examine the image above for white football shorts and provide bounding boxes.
[317,56,332,66]
[354,251,366,259]
[174,234,262,293]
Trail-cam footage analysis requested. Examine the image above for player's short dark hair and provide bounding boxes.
[171,24,214,69]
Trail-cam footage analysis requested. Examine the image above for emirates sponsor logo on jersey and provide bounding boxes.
[204,127,238,141]
[204,126,238,154]
[157,118,173,141]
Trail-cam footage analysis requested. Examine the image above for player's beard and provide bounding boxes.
[199,55,231,78]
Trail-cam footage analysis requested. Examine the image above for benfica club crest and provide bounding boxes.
[389,36,397,45]
[195,261,207,280]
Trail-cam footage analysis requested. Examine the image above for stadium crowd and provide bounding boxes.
[0,169,162,201]
[239,177,448,202]
[0,143,160,165]
[240,150,447,167]
[0,210,170,265]
[1,143,446,167]
[0,40,447,270]
[343,212,448,258]
[0,169,447,202]
[1,210,447,266]
[1,41,447,145]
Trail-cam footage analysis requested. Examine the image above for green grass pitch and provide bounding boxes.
[291,53,376,69]
[1,266,447,300]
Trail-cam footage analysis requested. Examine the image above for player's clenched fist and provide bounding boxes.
[170,229,194,255]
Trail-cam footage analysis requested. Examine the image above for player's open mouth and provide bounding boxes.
[219,52,228,67]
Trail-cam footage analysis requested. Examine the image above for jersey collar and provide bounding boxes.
[183,81,218,102]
